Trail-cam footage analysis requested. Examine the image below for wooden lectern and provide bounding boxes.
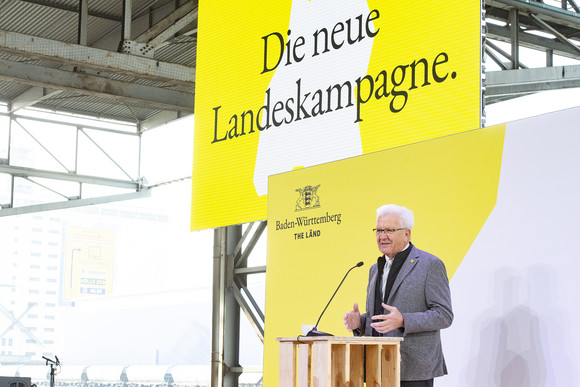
[277,336,402,386]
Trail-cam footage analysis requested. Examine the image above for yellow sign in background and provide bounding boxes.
[63,226,115,299]
[264,125,505,384]
[191,0,482,230]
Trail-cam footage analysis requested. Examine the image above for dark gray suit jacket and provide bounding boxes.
[358,245,453,381]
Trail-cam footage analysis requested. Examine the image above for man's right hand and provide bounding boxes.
[343,302,361,332]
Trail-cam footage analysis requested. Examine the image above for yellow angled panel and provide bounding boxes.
[263,125,505,385]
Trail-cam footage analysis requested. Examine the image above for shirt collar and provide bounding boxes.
[387,242,410,260]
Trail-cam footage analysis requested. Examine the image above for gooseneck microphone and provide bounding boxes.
[306,261,364,336]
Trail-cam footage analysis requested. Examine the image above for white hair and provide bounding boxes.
[376,204,414,230]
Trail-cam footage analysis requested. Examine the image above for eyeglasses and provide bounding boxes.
[373,228,406,235]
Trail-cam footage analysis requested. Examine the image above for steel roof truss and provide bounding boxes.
[0,58,194,113]
[530,13,580,55]
[135,0,196,45]
[234,221,267,269]
[486,39,529,69]
[9,87,63,113]
[486,46,510,70]
[232,279,265,343]
[21,176,78,201]
[0,165,142,190]
[0,29,195,85]
[12,118,70,173]
[79,128,135,181]
[487,23,580,59]
[565,0,580,12]
[0,189,151,217]
[78,0,89,46]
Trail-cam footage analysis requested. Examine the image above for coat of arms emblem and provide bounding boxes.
[295,185,321,211]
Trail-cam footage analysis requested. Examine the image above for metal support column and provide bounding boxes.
[510,9,520,69]
[223,225,242,387]
[78,0,88,46]
[211,227,226,387]
[211,225,243,387]
[1,115,14,209]
[121,0,132,41]
[547,49,554,67]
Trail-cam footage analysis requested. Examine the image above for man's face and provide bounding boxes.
[376,214,411,258]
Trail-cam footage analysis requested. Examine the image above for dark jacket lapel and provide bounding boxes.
[386,245,419,304]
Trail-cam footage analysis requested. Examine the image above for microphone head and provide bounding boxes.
[356,261,364,267]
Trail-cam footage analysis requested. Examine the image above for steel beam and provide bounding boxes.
[510,9,520,69]
[487,23,580,59]
[233,266,266,275]
[232,282,264,343]
[148,9,198,48]
[486,64,580,96]
[568,0,580,13]
[486,47,509,70]
[12,118,70,172]
[4,112,139,135]
[121,0,133,42]
[0,30,195,85]
[78,0,88,46]
[135,1,197,44]
[530,13,580,55]
[0,189,151,217]
[224,225,242,387]
[235,221,267,269]
[211,228,227,387]
[0,165,142,190]
[486,40,528,69]
[139,111,183,132]
[8,87,62,112]
[547,48,554,66]
[488,0,580,27]
[0,58,194,113]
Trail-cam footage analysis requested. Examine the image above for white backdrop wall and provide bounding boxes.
[442,107,580,386]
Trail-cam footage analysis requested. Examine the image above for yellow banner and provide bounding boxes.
[192,0,482,230]
[264,125,505,384]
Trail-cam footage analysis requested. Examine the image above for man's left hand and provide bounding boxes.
[370,303,404,333]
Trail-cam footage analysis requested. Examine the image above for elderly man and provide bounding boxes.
[343,204,453,387]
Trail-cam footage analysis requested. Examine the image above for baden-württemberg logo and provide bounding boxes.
[275,184,341,238]
[295,185,320,211]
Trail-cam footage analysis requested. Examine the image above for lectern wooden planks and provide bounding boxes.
[277,336,402,387]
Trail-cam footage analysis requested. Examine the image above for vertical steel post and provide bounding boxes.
[211,227,226,386]
[546,49,554,67]
[78,0,88,45]
[8,114,13,209]
[211,225,243,387]
[224,225,242,387]
[510,9,520,70]
[121,0,133,41]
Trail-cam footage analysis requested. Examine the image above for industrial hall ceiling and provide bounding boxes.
[0,0,196,126]
[2,0,580,128]
[0,0,197,216]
